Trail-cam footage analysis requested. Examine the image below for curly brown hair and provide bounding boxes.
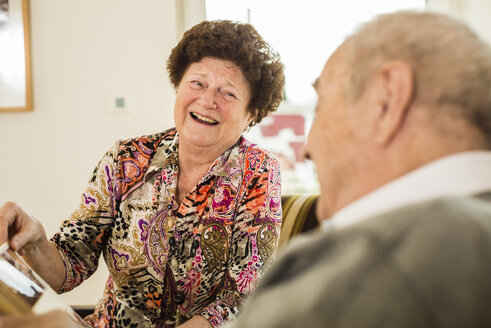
[167,20,285,126]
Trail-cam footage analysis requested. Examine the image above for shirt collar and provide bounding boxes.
[200,136,248,182]
[144,131,248,182]
[322,151,491,231]
[145,130,179,180]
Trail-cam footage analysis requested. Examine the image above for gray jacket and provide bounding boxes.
[229,193,491,328]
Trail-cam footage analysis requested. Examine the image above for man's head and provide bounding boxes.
[304,11,491,220]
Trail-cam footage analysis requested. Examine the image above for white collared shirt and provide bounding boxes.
[322,151,491,232]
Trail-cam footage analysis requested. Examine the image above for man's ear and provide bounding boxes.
[372,60,414,145]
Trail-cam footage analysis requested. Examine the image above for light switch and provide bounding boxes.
[115,97,126,108]
[110,96,130,113]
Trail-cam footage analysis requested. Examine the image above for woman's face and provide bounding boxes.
[174,57,252,154]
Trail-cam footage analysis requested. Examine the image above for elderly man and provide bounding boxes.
[227,10,491,328]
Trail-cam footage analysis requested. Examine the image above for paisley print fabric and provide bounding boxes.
[51,128,282,327]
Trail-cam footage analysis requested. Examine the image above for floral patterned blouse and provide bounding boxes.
[51,128,282,328]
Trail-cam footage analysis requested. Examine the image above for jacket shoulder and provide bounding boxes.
[245,195,491,328]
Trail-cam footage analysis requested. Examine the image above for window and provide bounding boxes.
[206,0,426,194]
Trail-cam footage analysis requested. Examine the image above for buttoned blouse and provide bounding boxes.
[51,128,282,327]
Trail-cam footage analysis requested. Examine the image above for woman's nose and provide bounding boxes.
[199,89,218,110]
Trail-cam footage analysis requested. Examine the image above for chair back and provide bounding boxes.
[278,194,320,252]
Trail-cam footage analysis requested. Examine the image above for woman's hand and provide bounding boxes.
[177,315,213,328]
[0,310,77,328]
[0,202,47,254]
[0,202,66,290]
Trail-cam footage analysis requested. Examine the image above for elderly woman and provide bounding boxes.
[0,20,284,328]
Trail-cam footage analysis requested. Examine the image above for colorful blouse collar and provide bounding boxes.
[144,128,251,183]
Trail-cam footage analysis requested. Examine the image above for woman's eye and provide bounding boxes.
[191,80,203,87]
[224,91,236,99]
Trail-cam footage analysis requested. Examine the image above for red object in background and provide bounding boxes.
[289,141,305,162]
[260,115,305,137]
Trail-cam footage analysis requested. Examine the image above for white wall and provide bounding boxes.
[0,0,179,306]
[427,0,491,43]
[176,0,206,37]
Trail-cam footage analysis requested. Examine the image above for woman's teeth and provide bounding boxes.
[191,112,218,124]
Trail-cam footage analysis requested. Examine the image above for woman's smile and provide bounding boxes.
[190,112,219,125]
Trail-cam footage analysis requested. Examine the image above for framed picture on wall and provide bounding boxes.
[0,0,32,112]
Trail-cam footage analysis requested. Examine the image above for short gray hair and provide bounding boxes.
[345,10,491,143]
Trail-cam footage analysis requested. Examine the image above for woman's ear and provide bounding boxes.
[244,110,256,131]
[372,60,414,145]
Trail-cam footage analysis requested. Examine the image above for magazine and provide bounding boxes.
[0,242,89,327]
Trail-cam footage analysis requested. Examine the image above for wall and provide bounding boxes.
[176,0,206,37]
[427,0,491,43]
[0,0,179,306]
